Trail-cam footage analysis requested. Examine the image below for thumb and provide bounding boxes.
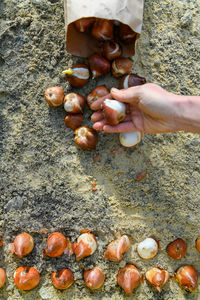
[110,87,140,104]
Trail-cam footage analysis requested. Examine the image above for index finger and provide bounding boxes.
[90,93,112,110]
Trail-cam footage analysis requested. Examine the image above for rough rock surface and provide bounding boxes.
[0,0,200,299]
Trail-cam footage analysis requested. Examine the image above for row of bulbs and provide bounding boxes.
[0,232,199,294]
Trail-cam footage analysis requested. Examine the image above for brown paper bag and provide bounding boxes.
[64,0,144,58]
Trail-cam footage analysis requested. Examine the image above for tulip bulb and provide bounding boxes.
[119,131,143,148]
[63,63,89,88]
[196,237,200,252]
[0,268,6,288]
[9,233,34,258]
[64,114,83,130]
[137,237,159,259]
[44,86,64,107]
[102,99,126,126]
[74,127,98,150]
[89,54,110,78]
[112,58,132,78]
[43,232,68,258]
[101,41,121,61]
[119,73,146,89]
[13,266,40,291]
[51,269,74,290]
[92,19,114,41]
[119,23,137,44]
[87,85,109,109]
[84,267,105,290]
[166,238,187,259]
[117,264,140,295]
[64,93,85,114]
[104,235,130,262]
[145,267,170,292]
[74,17,95,32]
[73,232,97,261]
[174,265,198,291]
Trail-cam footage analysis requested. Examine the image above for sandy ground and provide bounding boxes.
[0,0,200,299]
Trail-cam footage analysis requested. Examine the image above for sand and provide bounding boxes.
[0,0,200,299]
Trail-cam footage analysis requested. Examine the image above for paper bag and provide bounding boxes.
[64,0,144,58]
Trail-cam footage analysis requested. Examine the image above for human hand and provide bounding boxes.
[91,83,180,134]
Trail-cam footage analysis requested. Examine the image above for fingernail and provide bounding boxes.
[111,88,118,93]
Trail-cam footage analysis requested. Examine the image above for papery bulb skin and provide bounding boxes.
[119,23,137,44]
[119,131,143,148]
[9,233,34,258]
[117,264,140,295]
[84,267,105,290]
[112,58,132,78]
[63,63,90,88]
[196,237,200,252]
[64,114,83,130]
[44,86,64,107]
[166,238,187,259]
[137,237,159,259]
[174,265,198,291]
[13,266,40,291]
[51,269,74,290]
[73,232,97,261]
[43,232,68,258]
[92,19,114,41]
[74,127,98,150]
[101,41,121,61]
[102,99,126,126]
[89,54,110,78]
[0,268,6,288]
[119,73,146,89]
[63,93,85,114]
[145,267,170,292]
[87,85,109,109]
[74,17,95,32]
[104,235,130,262]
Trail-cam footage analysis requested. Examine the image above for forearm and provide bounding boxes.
[173,94,200,133]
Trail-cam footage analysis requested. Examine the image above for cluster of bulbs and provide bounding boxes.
[44,18,147,150]
[0,232,199,294]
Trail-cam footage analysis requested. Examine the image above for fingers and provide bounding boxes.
[90,93,112,110]
[93,120,107,131]
[103,122,137,133]
[91,111,104,122]
[110,87,140,104]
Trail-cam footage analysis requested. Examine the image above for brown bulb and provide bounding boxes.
[44,86,64,107]
[13,266,40,291]
[89,54,110,78]
[112,58,132,78]
[63,93,85,114]
[73,232,97,261]
[174,265,198,291]
[9,233,34,258]
[63,63,90,88]
[145,267,170,292]
[64,114,83,130]
[74,127,98,150]
[166,238,187,259]
[84,267,105,290]
[104,235,130,262]
[101,41,121,61]
[102,99,126,126]
[43,232,68,258]
[86,85,109,109]
[92,19,114,41]
[0,268,6,288]
[119,23,137,44]
[196,237,200,252]
[119,73,146,89]
[51,269,74,290]
[117,264,140,295]
[74,17,95,32]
